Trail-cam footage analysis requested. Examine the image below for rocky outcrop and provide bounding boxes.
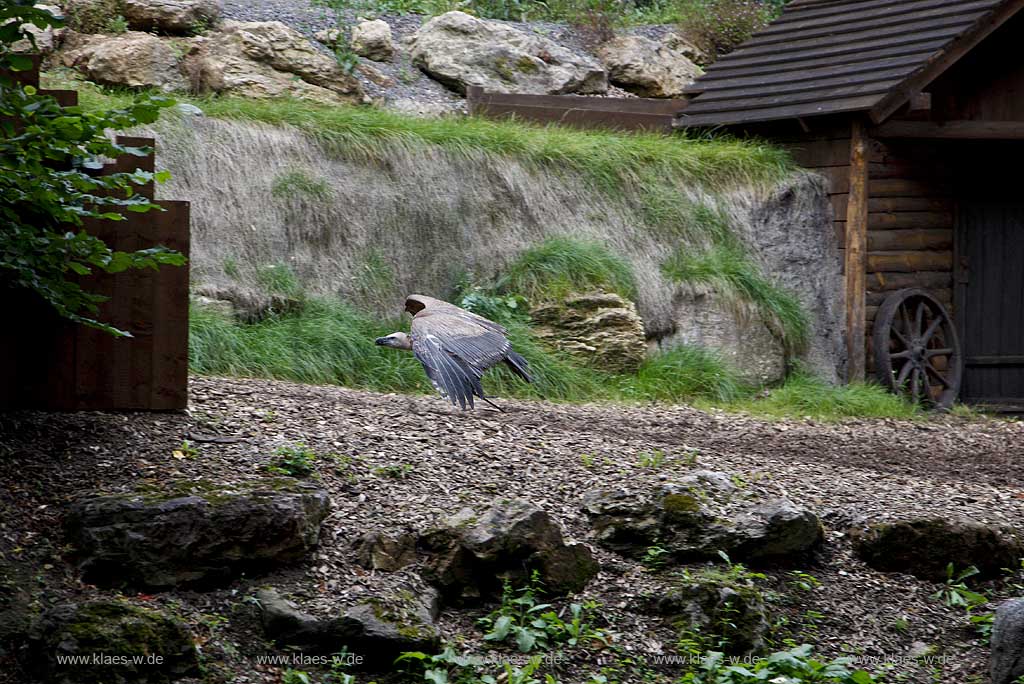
[992,599,1024,684]
[190,20,366,103]
[583,470,822,564]
[122,0,220,34]
[531,291,647,374]
[60,31,187,91]
[418,499,599,602]
[647,572,768,656]
[27,599,199,684]
[256,587,440,667]
[852,517,1022,581]
[354,530,417,571]
[66,478,331,589]
[410,11,607,95]
[351,19,394,61]
[662,32,712,67]
[597,35,701,98]
[655,290,787,386]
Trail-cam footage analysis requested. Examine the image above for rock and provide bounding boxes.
[66,478,331,589]
[409,11,607,95]
[257,587,440,667]
[11,4,64,54]
[992,599,1024,684]
[661,32,712,66]
[351,19,394,61]
[27,599,198,684]
[313,27,342,48]
[852,517,1022,581]
[122,0,219,34]
[419,499,599,601]
[61,31,187,91]
[649,571,768,656]
[531,291,647,374]
[385,97,455,118]
[354,531,417,571]
[189,20,366,104]
[653,289,787,386]
[596,35,701,98]
[191,294,233,317]
[583,470,822,564]
[175,102,204,116]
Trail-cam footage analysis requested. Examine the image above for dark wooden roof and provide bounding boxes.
[677,0,1024,127]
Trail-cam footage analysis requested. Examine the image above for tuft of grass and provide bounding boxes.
[662,242,809,353]
[731,372,920,421]
[500,237,637,302]
[255,262,302,297]
[626,345,742,403]
[271,168,332,202]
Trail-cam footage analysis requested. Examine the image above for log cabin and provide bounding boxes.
[677,0,1024,410]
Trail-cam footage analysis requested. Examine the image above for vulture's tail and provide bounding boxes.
[504,350,533,384]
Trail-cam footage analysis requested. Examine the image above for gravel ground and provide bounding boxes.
[2,375,1023,683]
[218,0,660,114]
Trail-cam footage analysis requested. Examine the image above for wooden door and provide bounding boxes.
[956,201,1024,406]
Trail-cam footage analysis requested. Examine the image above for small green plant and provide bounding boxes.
[264,443,318,477]
[458,284,529,325]
[930,563,987,609]
[223,256,240,278]
[172,440,199,460]
[891,616,910,634]
[397,647,555,683]
[282,670,314,684]
[106,14,128,33]
[373,463,415,479]
[638,450,667,468]
[970,610,994,641]
[271,168,332,202]
[643,544,671,570]
[788,570,821,592]
[579,453,595,468]
[679,644,878,684]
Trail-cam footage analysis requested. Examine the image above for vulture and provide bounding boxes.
[375,294,532,409]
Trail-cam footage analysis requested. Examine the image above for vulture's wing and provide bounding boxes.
[410,308,512,409]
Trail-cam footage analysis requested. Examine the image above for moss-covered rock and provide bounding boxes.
[66,478,331,589]
[27,599,198,684]
[853,516,1022,581]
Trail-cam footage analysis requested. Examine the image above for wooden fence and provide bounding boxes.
[466,86,688,133]
[0,60,190,411]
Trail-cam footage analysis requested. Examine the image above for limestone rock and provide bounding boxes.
[122,0,220,34]
[11,4,64,54]
[410,11,607,95]
[654,289,787,386]
[60,31,187,91]
[354,530,417,571]
[597,34,701,98]
[66,478,331,589]
[419,499,599,601]
[583,470,822,564]
[852,517,1022,581]
[313,27,342,47]
[27,599,198,684]
[531,291,646,374]
[648,573,768,655]
[992,599,1024,684]
[256,587,440,667]
[351,19,394,61]
[661,32,712,67]
[191,20,366,104]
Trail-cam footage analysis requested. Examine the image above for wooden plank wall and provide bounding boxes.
[0,61,191,410]
[467,86,687,133]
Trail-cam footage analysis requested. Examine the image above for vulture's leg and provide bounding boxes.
[481,396,504,412]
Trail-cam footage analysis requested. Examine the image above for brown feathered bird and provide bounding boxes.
[375,294,532,409]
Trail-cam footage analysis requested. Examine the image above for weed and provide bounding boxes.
[264,443,319,477]
[679,644,878,683]
[172,440,199,460]
[271,168,332,202]
[788,570,821,592]
[107,14,128,33]
[675,0,778,60]
[282,670,314,684]
[223,257,240,279]
[891,617,910,634]
[970,610,994,641]
[373,463,414,479]
[638,450,667,468]
[930,563,987,609]
[642,544,671,570]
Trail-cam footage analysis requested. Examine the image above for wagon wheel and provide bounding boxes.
[873,288,962,409]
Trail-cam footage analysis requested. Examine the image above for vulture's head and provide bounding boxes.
[375,331,413,351]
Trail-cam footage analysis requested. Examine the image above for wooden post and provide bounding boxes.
[845,118,870,382]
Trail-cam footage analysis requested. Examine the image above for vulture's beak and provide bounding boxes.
[374,337,390,347]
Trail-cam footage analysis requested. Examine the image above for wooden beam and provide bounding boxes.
[869,0,1024,123]
[845,118,870,383]
[872,120,1024,139]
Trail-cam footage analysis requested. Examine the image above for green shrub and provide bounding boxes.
[626,346,742,403]
[264,443,319,477]
[676,0,778,59]
[680,644,878,683]
[500,237,637,303]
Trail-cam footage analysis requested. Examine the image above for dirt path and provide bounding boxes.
[2,375,1022,683]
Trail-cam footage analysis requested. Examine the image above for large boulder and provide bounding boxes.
[418,499,599,602]
[26,599,199,684]
[60,31,187,91]
[190,20,367,104]
[66,478,331,589]
[653,289,787,386]
[256,587,440,668]
[351,19,394,61]
[583,470,822,564]
[122,0,220,34]
[597,35,701,98]
[531,291,647,374]
[852,517,1022,581]
[992,599,1024,684]
[409,11,607,95]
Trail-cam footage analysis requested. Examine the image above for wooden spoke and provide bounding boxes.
[873,288,962,410]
